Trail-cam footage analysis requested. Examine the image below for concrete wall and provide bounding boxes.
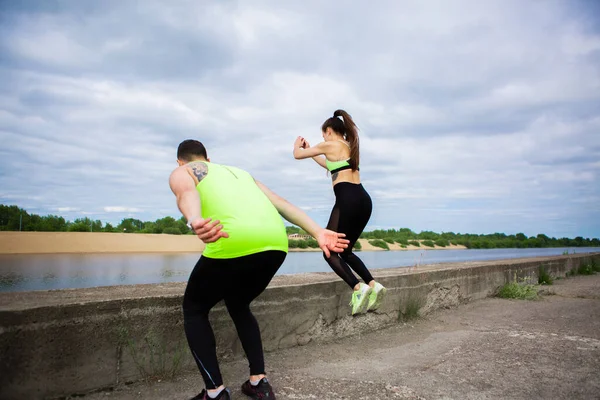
[1,253,599,399]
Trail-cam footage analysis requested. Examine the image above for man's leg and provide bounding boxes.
[183,256,227,390]
[223,251,286,392]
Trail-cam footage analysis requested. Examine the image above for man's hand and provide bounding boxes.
[317,229,350,257]
[189,217,229,243]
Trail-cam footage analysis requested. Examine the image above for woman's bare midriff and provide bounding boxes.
[331,169,361,187]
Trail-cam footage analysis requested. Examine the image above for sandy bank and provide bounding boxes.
[357,240,466,252]
[0,232,465,254]
[0,232,205,254]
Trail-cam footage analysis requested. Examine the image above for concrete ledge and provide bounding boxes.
[1,253,599,399]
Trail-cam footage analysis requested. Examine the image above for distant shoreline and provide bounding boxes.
[0,232,467,254]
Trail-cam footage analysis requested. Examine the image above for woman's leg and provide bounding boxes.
[322,202,361,289]
[336,184,374,285]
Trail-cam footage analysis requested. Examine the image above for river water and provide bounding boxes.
[0,247,597,292]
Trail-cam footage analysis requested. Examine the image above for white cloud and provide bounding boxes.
[56,207,79,212]
[0,0,598,238]
[104,207,142,213]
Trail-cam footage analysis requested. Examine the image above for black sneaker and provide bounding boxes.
[241,377,276,399]
[190,388,231,400]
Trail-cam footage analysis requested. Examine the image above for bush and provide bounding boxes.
[497,282,538,300]
[566,261,598,276]
[353,240,362,251]
[408,240,420,247]
[369,239,390,250]
[479,240,492,249]
[68,223,91,232]
[421,240,435,247]
[398,295,424,322]
[162,227,182,235]
[395,238,409,245]
[538,265,553,285]
[288,239,299,248]
[417,231,439,240]
[306,238,319,248]
[577,264,595,275]
[384,237,395,244]
[297,240,308,249]
[434,239,448,247]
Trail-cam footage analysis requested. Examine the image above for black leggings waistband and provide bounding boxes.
[333,181,366,197]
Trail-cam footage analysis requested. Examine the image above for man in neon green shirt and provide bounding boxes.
[169,139,349,400]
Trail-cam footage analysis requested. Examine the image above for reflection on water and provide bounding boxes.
[161,268,177,278]
[0,247,597,293]
[1,273,27,287]
[42,272,56,283]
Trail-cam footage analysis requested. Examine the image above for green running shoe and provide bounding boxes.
[367,282,387,311]
[350,283,372,315]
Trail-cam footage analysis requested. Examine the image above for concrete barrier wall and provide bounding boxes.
[1,253,599,399]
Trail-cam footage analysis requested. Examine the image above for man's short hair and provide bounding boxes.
[177,140,208,162]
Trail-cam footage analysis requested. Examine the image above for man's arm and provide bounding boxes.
[168,164,228,243]
[169,166,202,223]
[254,179,348,256]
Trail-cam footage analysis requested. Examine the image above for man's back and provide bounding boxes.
[193,162,288,259]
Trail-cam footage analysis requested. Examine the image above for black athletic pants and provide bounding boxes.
[183,250,286,389]
[323,182,374,288]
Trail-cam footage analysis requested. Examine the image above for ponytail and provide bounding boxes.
[333,109,359,170]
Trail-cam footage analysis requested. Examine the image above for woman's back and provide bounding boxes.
[325,139,361,185]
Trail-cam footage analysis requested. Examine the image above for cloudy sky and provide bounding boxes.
[1,0,599,238]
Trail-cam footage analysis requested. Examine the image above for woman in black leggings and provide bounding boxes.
[293,109,387,315]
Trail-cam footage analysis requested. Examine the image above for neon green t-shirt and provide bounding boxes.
[194,162,288,259]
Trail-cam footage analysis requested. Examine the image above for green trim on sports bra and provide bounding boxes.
[326,139,353,172]
[326,158,351,172]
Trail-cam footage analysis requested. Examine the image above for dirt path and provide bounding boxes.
[80,275,600,400]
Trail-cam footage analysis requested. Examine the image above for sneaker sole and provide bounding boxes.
[242,393,276,400]
[241,387,275,400]
[368,286,387,311]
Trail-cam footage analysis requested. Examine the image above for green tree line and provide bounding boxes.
[359,228,599,249]
[2,204,599,247]
[0,205,190,235]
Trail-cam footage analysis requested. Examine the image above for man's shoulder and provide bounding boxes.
[214,163,251,176]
